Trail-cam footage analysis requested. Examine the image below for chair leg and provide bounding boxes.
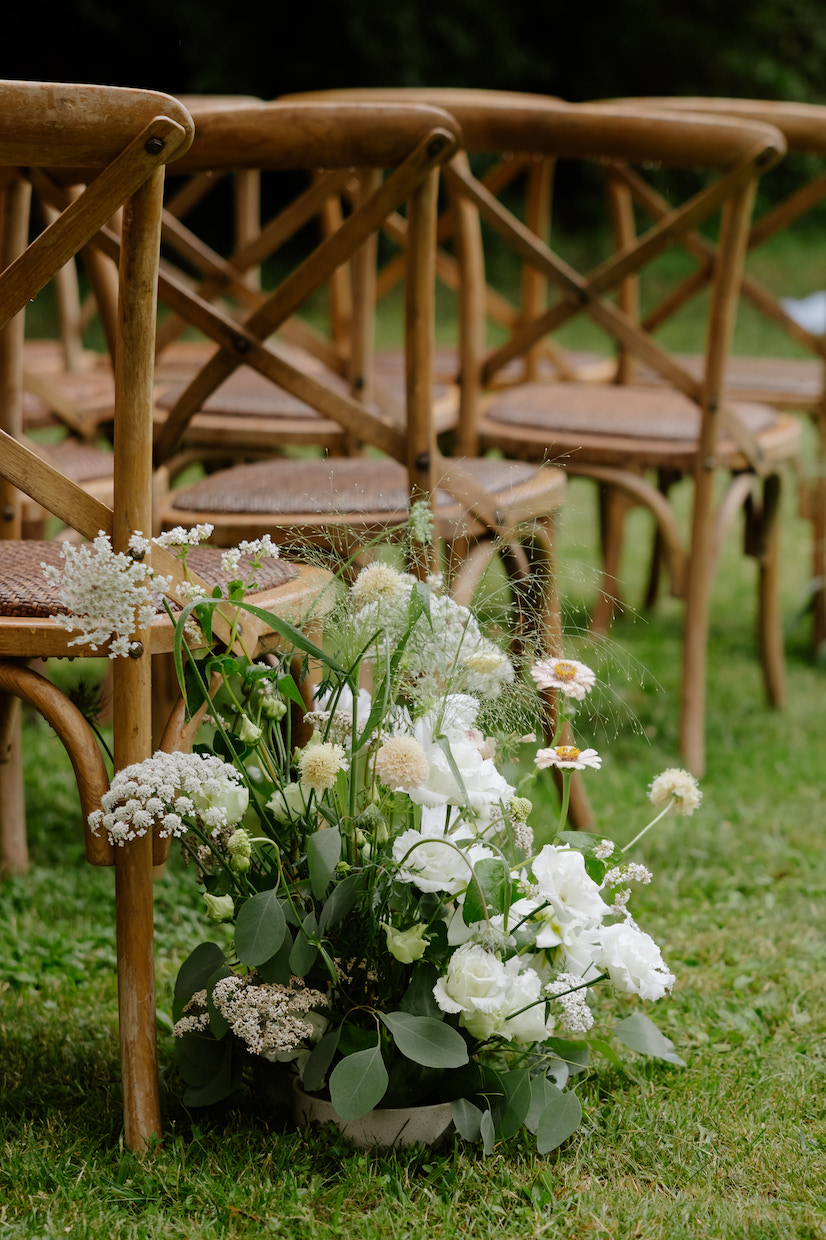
[591,484,627,634]
[756,474,785,708]
[0,704,28,875]
[680,470,717,778]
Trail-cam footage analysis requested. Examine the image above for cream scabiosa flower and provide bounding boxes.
[648,768,702,816]
[298,741,347,793]
[374,736,429,791]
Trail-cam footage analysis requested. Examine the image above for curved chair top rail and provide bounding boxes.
[0,80,194,167]
[608,96,826,156]
[283,89,787,171]
[171,101,463,174]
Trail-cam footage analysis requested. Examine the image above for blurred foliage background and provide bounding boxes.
[8,0,826,105]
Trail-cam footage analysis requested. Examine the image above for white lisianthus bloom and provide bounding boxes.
[238,715,262,744]
[409,694,514,824]
[531,845,611,935]
[595,922,675,1001]
[393,822,493,895]
[497,958,551,1044]
[307,684,373,747]
[267,782,312,822]
[433,944,509,1032]
[191,776,249,828]
[203,893,235,922]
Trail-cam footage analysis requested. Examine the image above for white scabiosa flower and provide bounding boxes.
[297,741,347,794]
[374,736,430,791]
[648,768,702,816]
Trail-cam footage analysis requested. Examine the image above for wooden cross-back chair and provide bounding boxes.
[447,98,796,777]
[0,83,336,1149]
[598,97,826,654]
[148,101,576,742]
[290,91,798,776]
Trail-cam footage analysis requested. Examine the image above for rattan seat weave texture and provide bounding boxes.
[0,542,298,619]
[168,456,540,517]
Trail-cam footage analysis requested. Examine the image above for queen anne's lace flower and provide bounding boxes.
[179,975,328,1059]
[43,532,172,658]
[648,768,702,816]
[88,751,245,845]
[153,524,214,548]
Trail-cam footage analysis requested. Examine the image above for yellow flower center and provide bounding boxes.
[556,746,581,761]
[553,662,578,681]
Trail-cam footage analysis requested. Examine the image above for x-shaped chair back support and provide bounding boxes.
[27,103,462,487]
[434,103,787,471]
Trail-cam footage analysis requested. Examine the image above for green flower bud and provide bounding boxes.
[382,921,429,964]
[204,893,235,923]
[261,695,287,720]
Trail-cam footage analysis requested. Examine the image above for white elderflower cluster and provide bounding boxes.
[210,974,328,1059]
[305,685,373,748]
[648,768,702,816]
[43,531,172,658]
[153,524,214,548]
[172,989,210,1037]
[546,973,594,1035]
[88,750,247,846]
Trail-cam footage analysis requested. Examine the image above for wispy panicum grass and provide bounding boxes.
[2,473,826,1240]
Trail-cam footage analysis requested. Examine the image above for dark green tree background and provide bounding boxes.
[7,0,826,104]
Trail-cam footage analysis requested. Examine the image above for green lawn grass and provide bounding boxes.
[2,466,825,1240]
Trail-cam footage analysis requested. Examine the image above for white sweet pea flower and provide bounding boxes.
[595,923,675,1000]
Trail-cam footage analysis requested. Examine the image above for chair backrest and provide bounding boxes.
[421,99,786,463]
[0,81,194,742]
[603,98,826,387]
[88,101,461,504]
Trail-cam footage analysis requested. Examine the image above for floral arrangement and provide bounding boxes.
[58,516,698,1154]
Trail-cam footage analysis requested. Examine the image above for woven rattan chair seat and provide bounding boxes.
[169,456,541,516]
[634,353,824,408]
[0,542,298,619]
[35,438,114,484]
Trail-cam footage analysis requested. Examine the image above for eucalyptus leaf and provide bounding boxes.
[175,1033,226,1087]
[535,1087,583,1154]
[379,1012,468,1068]
[302,1029,341,1093]
[307,827,342,900]
[496,1069,532,1140]
[329,1041,388,1120]
[318,871,365,935]
[613,1011,687,1066]
[289,911,319,975]
[480,1108,496,1156]
[451,1097,483,1142]
[462,857,511,925]
[173,942,226,1021]
[399,964,441,1017]
[255,932,294,985]
[182,1041,242,1108]
[544,1037,590,1074]
[235,889,287,967]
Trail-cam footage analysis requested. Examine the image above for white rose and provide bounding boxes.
[595,923,675,1001]
[192,777,249,827]
[433,944,509,1033]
